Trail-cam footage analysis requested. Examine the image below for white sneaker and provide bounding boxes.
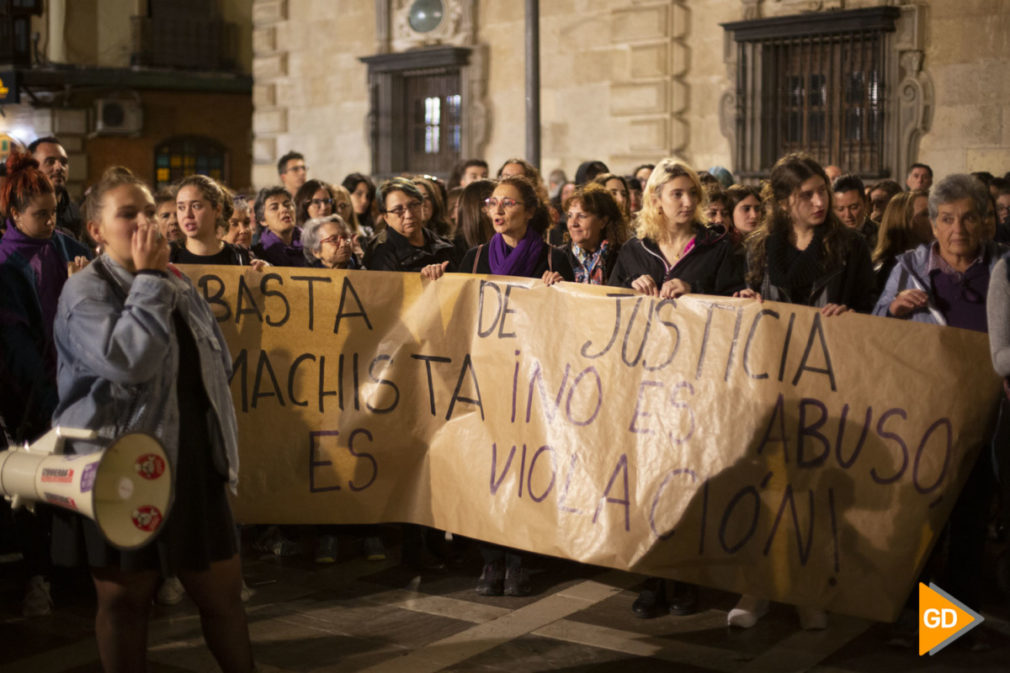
[727,595,769,628]
[155,576,185,606]
[240,579,254,603]
[23,575,53,617]
[797,606,828,630]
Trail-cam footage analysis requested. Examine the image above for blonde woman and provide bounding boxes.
[607,158,743,296]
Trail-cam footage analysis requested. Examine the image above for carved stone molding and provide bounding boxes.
[375,0,475,54]
[896,48,933,171]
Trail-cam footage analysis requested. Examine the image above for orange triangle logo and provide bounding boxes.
[918,582,984,655]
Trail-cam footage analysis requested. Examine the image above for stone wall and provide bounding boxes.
[917,0,1010,176]
[251,0,375,188]
[250,0,1010,188]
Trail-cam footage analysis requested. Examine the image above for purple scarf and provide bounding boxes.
[488,227,545,277]
[0,224,67,339]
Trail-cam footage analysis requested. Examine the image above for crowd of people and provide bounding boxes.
[2,135,1010,668]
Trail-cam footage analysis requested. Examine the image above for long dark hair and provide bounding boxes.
[745,153,847,288]
[458,179,495,248]
[341,172,377,230]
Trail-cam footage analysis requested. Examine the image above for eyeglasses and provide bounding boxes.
[385,201,423,218]
[319,233,352,246]
[484,197,524,211]
[310,198,333,208]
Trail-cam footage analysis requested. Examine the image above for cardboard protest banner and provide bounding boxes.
[182,265,999,622]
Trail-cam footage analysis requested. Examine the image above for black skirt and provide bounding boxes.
[51,311,238,574]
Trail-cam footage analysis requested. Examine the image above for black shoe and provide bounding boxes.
[504,566,531,596]
[475,561,505,596]
[668,582,698,616]
[632,578,668,618]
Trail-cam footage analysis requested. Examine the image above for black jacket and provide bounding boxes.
[365,226,456,273]
[459,242,575,281]
[607,229,744,295]
[750,226,877,312]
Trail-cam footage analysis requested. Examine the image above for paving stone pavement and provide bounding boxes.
[2,530,1009,672]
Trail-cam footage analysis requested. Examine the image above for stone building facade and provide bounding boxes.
[0,0,253,196]
[251,0,1009,189]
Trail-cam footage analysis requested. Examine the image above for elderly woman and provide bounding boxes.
[365,178,455,272]
[302,214,361,269]
[876,174,1002,628]
[220,194,254,249]
[608,158,742,297]
[562,182,627,284]
[874,175,1000,325]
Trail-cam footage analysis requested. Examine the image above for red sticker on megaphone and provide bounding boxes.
[135,454,166,480]
[132,505,163,532]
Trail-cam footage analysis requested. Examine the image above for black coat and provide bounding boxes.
[607,229,744,295]
[365,226,456,273]
[750,226,877,312]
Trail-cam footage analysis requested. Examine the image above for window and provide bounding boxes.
[131,0,237,71]
[154,136,227,189]
[0,0,43,67]
[723,7,901,180]
[405,72,462,174]
[361,46,470,179]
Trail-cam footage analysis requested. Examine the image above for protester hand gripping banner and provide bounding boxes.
[182,265,999,623]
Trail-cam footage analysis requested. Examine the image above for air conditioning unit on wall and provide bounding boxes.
[92,99,143,136]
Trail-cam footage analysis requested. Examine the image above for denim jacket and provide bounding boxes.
[52,255,239,490]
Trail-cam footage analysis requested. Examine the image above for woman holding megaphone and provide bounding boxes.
[49,166,254,672]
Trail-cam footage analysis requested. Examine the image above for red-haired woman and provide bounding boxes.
[0,150,89,616]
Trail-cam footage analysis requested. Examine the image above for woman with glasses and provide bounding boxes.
[366,177,455,273]
[422,175,572,596]
[413,175,453,239]
[561,182,627,285]
[302,214,362,270]
[295,179,338,228]
[220,194,254,250]
[608,158,742,297]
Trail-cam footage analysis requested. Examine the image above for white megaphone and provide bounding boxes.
[0,427,173,550]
